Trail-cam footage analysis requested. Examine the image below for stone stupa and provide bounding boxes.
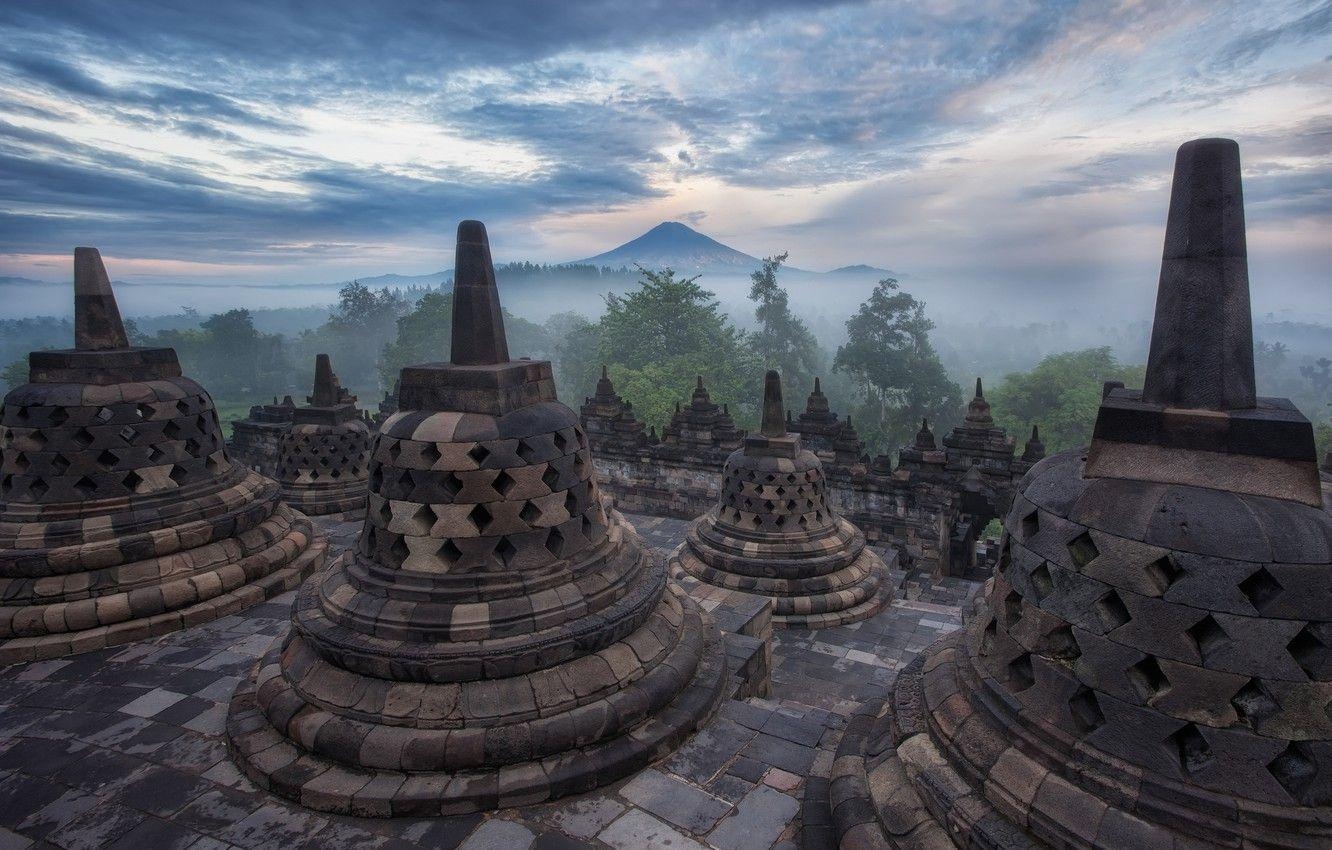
[0,249,326,664]
[228,221,726,816]
[272,353,372,518]
[831,139,1332,848]
[670,370,893,629]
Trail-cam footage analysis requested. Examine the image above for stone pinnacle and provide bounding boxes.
[73,247,130,351]
[450,220,510,366]
[761,370,785,437]
[312,354,338,407]
[1142,138,1255,410]
[974,377,983,399]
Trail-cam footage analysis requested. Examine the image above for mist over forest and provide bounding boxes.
[5,244,1330,463]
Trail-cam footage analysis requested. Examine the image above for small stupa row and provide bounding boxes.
[659,376,745,453]
[0,250,327,663]
[671,370,893,629]
[271,354,373,518]
[227,221,726,815]
[831,139,1332,848]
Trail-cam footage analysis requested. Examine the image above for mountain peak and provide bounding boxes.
[575,221,760,273]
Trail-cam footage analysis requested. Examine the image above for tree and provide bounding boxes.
[1,357,27,392]
[833,278,961,454]
[596,266,760,429]
[747,252,822,392]
[546,312,602,402]
[1300,356,1331,397]
[299,281,406,394]
[988,347,1144,454]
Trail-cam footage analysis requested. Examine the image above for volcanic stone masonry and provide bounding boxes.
[585,372,1043,579]
[0,249,327,664]
[671,370,894,629]
[830,138,1332,849]
[271,353,373,518]
[227,220,727,816]
[230,395,297,477]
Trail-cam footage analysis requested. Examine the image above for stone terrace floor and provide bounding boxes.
[0,513,982,850]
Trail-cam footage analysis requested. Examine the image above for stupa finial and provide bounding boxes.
[761,370,785,437]
[1142,138,1255,410]
[74,247,130,351]
[450,220,510,366]
[312,354,338,407]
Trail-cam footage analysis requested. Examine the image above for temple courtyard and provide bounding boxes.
[0,513,979,850]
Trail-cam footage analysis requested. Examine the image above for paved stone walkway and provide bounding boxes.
[0,513,981,850]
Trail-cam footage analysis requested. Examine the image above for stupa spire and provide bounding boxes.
[761,369,785,437]
[73,247,129,351]
[1142,138,1255,410]
[449,220,509,366]
[311,353,338,407]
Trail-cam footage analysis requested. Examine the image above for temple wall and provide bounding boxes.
[230,419,287,478]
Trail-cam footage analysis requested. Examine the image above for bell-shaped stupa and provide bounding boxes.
[228,222,726,816]
[831,139,1332,848]
[670,370,892,628]
[0,249,326,663]
[273,354,373,517]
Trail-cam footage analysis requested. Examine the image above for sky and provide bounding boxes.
[0,0,1329,319]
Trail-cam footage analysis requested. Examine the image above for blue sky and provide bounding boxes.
[0,1,1328,315]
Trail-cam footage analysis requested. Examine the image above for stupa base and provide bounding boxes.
[0,508,327,665]
[226,584,729,817]
[277,485,367,519]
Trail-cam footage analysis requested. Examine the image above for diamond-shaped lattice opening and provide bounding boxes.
[467,503,493,533]
[516,439,538,463]
[542,466,561,492]
[0,475,10,497]
[94,406,113,424]
[369,463,384,492]
[553,431,569,454]
[752,514,763,528]
[169,465,189,486]
[1029,562,1054,601]
[545,527,566,558]
[1239,567,1283,614]
[1231,677,1279,727]
[136,403,154,420]
[421,442,441,465]
[492,470,515,497]
[122,471,143,492]
[1187,615,1229,663]
[774,515,786,527]
[1128,655,1170,702]
[205,455,221,475]
[176,399,191,416]
[29,477,48,498]
[377,499,393,526]
[410,504,437,535]
[572,451,586,471]
[763,500,775,512]
[1068,686,1104,735]
[309,470,321,481]
[1003,588,1023,628]
[390,535,410,565]
[1168,723,1214,775]
[1008,652,1035,691]
[493,536,518,567]
[13,452,29,473]
[73,476,97,498]
[49,453,69,475]
[47,407,67,426]
[1067,531,1099,569]
[1094,589,1131,632]
[185,438,201,455]
[798,515,809,528]
[73,427,95,448]
[1268,741,1318,804]
[1041,624,1081,661]
[117,425,136,444]
[388,441,402,463]
[438,539,463,565]
[468,443,491,465]
[162,421,181,440]
[1022,510,1039,541]
[519,501,541,524]
[96,449,118,469]
[582,515,593,539]
[997,537,1012,574]
[775,485,786,497]
[147,445,165,463]
[765,474,775,483]
[564,488,579,517]
[1145,554,1184,596]
[1287,624,1328,680]
[441,470,463,500]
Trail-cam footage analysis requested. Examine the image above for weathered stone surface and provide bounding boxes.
[0,249,326,664]
[227,221,726,816]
